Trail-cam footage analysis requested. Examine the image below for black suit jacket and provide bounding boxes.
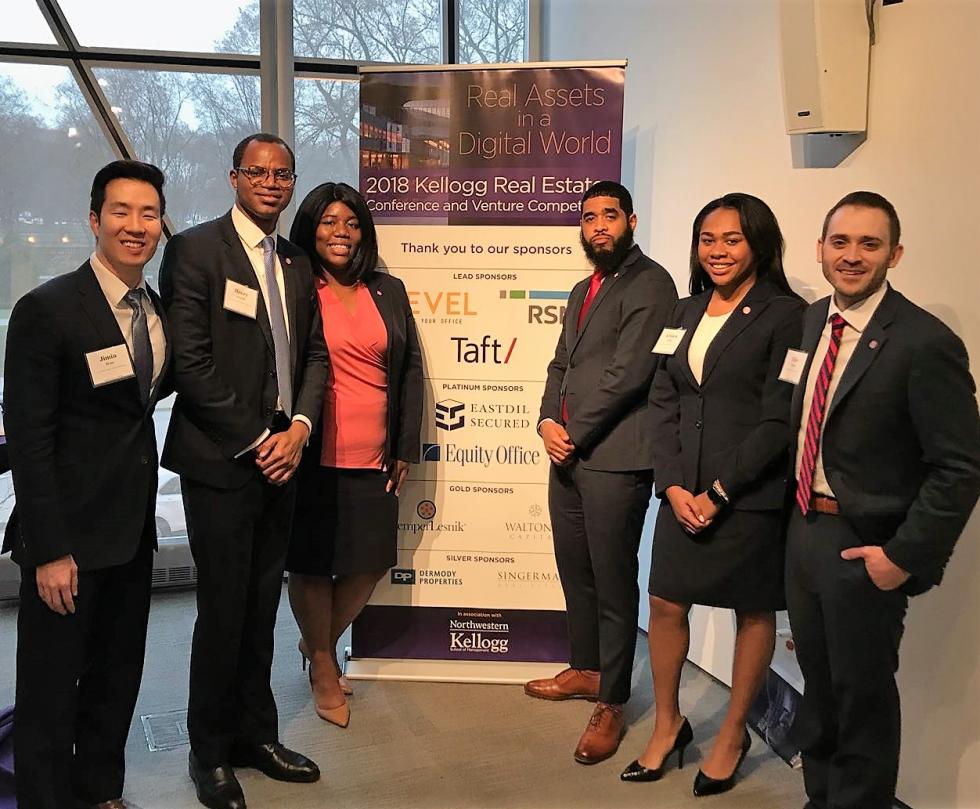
[540,245,678,471]
[790,286,980,594]
[300,269,423,472]
[159,211,329,489]
[650,281,805,509]
[2,262,171,570]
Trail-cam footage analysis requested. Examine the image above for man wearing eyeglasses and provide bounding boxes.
[160,133,328,809]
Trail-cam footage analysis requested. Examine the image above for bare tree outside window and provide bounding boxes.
[458,0,527,64]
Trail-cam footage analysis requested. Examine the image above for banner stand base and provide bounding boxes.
[345,658,565,685]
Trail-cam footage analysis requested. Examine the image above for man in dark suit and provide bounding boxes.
[524,181,678,764]
[786,191,980,809]
[160,133,328,809]
[3,160,170,809]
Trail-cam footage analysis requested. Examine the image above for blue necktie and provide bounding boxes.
[261,235,293,416]
[124,288,152,406]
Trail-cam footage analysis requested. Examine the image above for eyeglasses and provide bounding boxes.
[235,166,298,187]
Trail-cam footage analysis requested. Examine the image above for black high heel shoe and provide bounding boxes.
[620,717,694,782]
[692,728,751,797]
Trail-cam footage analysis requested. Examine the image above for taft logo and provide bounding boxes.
[435,399,465,431]
[391,568,416,585]
[451,335,517,364]
[422,442,442,461]
[417,499,436,520]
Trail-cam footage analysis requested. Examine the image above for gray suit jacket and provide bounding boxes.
[539,245,677,471]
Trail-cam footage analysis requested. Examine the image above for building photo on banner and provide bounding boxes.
[348,62,626,683]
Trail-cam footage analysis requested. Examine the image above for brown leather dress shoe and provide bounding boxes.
[574,702,625,764]
[524,667,600,701]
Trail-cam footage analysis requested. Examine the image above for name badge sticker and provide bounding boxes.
[652,327,686,355]
[85,344,135,388]
[779,349,809,385]
[223,279,259,319]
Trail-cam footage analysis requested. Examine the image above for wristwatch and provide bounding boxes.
[707,479,730,509]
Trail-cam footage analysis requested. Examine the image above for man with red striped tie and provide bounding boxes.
[785,192,980,809]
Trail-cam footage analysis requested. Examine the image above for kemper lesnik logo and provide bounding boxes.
[416,499,436,520]
[435,399,465,431]
[449,617,510,655]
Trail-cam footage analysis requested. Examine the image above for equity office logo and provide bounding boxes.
[435,399,465,431]
[451,335,517,364]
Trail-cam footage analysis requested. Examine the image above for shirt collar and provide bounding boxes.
[828,281,889,333]
[90,251,145,307]
[231,204,275,251]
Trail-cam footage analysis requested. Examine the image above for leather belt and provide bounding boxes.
[810,494,840,515]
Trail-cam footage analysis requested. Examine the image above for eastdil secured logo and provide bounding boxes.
[451,335,517,364]
[435,399,465,431]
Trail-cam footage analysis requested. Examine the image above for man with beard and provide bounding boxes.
[525,181,678,764]
[786,192,980,809]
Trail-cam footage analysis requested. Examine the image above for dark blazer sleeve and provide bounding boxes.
[291,270,329,429]
[394,277,423,462]
[567,272,678,454]
[538,285,578,426]
[3,292,71,564]
[883,328,980,586]
[648,302,685,495]
[713,300,805,500]
[160,232,269,456]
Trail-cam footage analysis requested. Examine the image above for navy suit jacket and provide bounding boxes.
[3,262,171,570]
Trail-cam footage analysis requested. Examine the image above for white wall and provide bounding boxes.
[543,1,980,806]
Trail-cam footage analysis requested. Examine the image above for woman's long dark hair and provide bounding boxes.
[289,181,378,282]
[688,192,800,299]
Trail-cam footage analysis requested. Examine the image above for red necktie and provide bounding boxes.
[796,313,847,515]
[562,270,604,423]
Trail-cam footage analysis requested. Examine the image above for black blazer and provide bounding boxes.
[649,281,805,510]
[159,211,329,489]
[2,262,171,570]
[300,269,423,472]
[790,286,980,594]
[539,245,678,472]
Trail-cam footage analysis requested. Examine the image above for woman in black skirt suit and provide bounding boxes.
[621,194,804,795]
[286,182,422,727]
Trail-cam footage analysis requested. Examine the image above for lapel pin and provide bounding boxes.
[742,305,751,315]
[869,339,879,349]
[284,257,291,265]
[376,289,383,296]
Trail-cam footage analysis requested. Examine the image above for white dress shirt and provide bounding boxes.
[230,206,311,452]
[795,282,889,497]
[687,310,732,385]
[90,251,166,394]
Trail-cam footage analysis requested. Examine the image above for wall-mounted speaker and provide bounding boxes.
[778,0,871,134]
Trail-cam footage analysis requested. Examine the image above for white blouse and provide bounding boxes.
[687,310,733,384]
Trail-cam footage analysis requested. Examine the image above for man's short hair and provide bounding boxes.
[821,191,901,247]
[89,159,166,217]
[580,180,633,218]
[232,132,296,171]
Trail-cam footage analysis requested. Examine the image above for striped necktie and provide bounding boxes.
[796,313,846,515]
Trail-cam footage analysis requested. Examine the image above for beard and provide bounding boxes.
[580,229,634,273]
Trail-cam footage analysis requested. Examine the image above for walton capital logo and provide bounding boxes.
[435,399,466,431]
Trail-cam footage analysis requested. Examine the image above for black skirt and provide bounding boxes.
[286,466,398,576]
[648,501,786,611]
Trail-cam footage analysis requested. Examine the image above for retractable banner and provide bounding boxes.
[349,62,625,683]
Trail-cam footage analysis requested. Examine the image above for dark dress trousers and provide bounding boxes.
[540,244,677,704]
[160,211,328,767]
[2,263,171,808]
[648,281,804,610]
[785,286,980,809]
[287,269,424,575]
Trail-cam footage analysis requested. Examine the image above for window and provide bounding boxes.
[458,0,528,63]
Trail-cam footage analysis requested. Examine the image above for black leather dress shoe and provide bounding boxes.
[229,742,320,783]
[188,751,246,809]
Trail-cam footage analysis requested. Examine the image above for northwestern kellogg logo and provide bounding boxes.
[449,618,510,655]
